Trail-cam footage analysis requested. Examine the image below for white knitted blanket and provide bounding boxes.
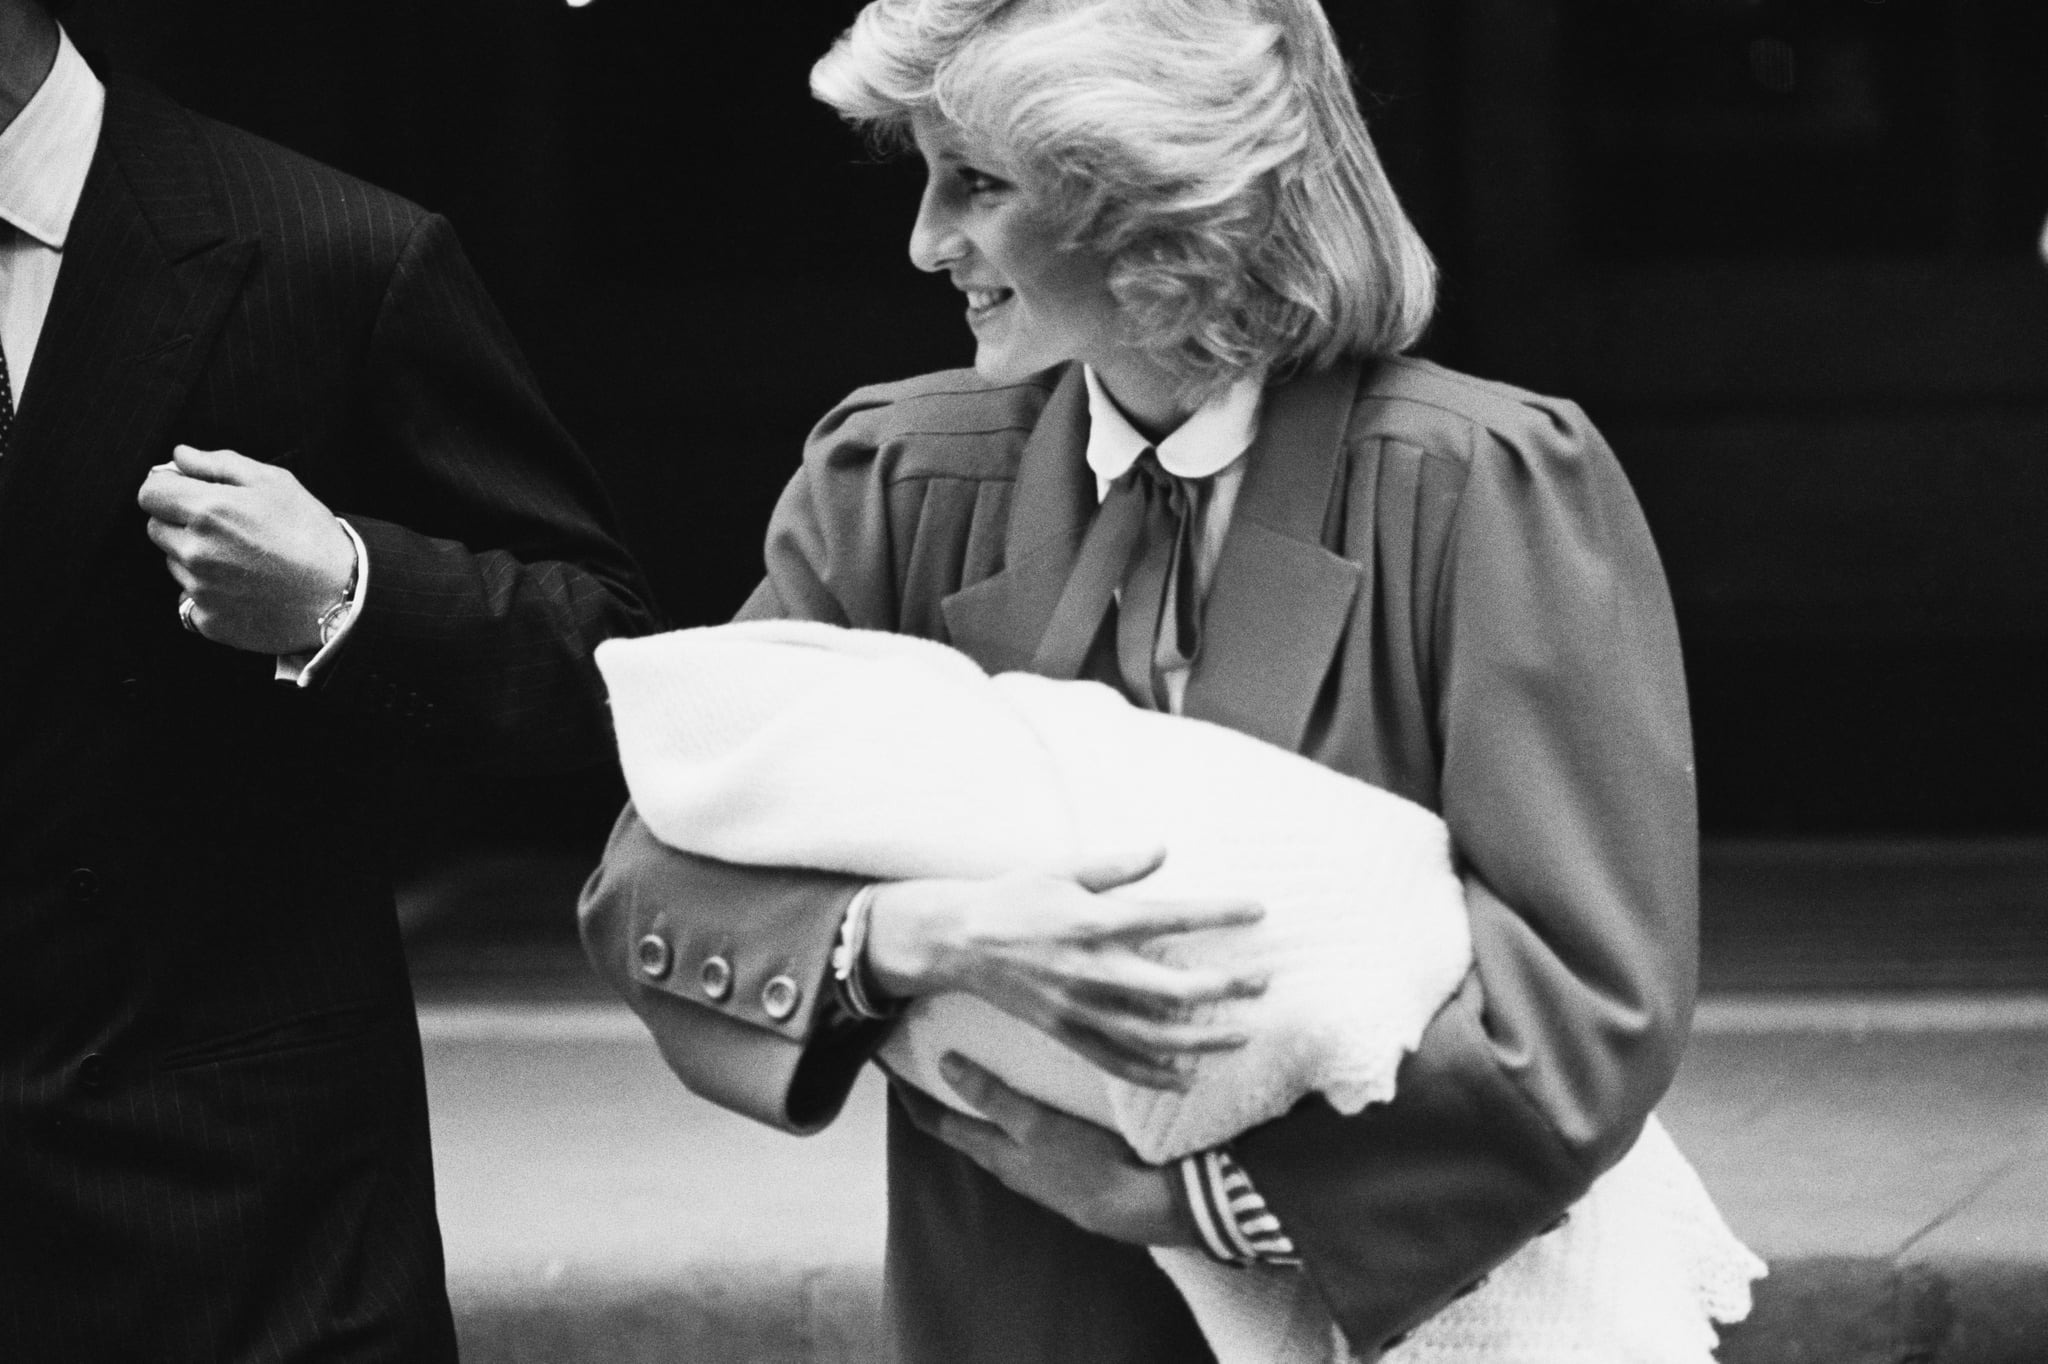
[599,621,1763,1363]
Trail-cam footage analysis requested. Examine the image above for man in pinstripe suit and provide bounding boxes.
[0,2,658,1359]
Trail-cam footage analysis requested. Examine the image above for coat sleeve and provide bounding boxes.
[578,401,910,1132]
[306,212,658,769]
[579,801,878,1133]
[1234,403,1699,1359]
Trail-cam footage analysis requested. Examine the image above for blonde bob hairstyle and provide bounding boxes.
[811,0,1437,400]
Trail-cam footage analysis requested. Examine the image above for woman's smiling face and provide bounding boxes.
[906,111,1124,388]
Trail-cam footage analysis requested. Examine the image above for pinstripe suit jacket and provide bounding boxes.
[0,81,655,1363]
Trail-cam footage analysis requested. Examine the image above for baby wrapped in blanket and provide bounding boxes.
[599,620,1763,1364]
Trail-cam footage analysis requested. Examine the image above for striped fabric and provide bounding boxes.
[1181,1148,1301,1267]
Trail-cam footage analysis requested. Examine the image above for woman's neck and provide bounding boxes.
[1088,360,1192,444]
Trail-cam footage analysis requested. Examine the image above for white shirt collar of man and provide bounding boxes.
[1082,365,1263,500]
[0,27,104,250]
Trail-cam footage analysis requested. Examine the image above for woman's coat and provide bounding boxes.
[579,355,1698,1363]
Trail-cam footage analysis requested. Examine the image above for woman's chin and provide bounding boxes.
[972,347,1061,386]
[971,352,1026,385]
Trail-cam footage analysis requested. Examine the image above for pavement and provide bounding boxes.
[419,991,2048,1364]
[407,837,2048,1361]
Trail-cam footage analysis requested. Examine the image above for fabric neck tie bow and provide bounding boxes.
[1032,451,1206,711]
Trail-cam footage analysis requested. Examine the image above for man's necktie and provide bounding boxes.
[0,219,12,459]
[0,337,14,460]
[1032,451,1206,711]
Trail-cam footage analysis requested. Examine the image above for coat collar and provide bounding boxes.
[942,358,1367,753]
[1082,365,1263,490]
[0,80,256,656]
[938,364,1096,673]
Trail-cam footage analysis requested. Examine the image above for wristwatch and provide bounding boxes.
[315,521,361,647]
[316,597,353,648]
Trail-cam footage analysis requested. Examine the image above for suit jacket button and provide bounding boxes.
[761,974,800,1021]
[67,867,101,905]
[699,955,733,1001]
[78,1054,110,1092]
[634,933,672,980]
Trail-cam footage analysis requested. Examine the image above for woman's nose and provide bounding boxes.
[909,190,964,274]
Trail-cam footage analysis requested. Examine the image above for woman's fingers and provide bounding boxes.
[1069,845,1168,894]
[1056,1022,1197,1091]
[894,1071,1014,1157]
[874,871,1268,1088]
[1062,1006,1248,1069]
[1084,894,1265,945]
[902,1057,1188,1247]
[1066,951,1267,1012]
[1093,1012,1250,1057]
[871,871,1262,1001]
[940,1053,1035,1129]
[892,1074,958,1137]
[1021,952,1264,1087]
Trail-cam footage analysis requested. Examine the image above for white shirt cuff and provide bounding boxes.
[274,517,368,688]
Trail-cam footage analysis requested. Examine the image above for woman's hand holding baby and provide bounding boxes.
[896,1054,1204,1249]
[864,848,1267,1093]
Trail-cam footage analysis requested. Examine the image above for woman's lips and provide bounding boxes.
[965,287,1014,321]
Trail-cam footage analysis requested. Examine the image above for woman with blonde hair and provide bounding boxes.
[584,1,1707,1359]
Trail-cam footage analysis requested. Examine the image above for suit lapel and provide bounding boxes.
[938,365,1096,674]
[1181,360,1366,752]
[0,83,256,654]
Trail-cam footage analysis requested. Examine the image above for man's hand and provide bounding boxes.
[138,445,355,654]
[897,1053,1201,1248]
[865,850,1267,1093]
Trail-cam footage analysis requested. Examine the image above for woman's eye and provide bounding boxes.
[957,167,1008,196]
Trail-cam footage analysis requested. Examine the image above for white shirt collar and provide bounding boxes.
[1083,366,1263,495]
[0,28,105,250]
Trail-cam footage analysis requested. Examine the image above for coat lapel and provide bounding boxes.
[1181,360,1366,752]
[0,83,256,656]
[938,364,1096,674]
[940,357,1367,756]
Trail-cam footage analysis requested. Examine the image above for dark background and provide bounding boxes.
[55,0,2048,980]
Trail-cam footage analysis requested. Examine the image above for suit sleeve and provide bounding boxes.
[309,212,658,769]
[580,408,904,1132]
[1233,406,1699,1358]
